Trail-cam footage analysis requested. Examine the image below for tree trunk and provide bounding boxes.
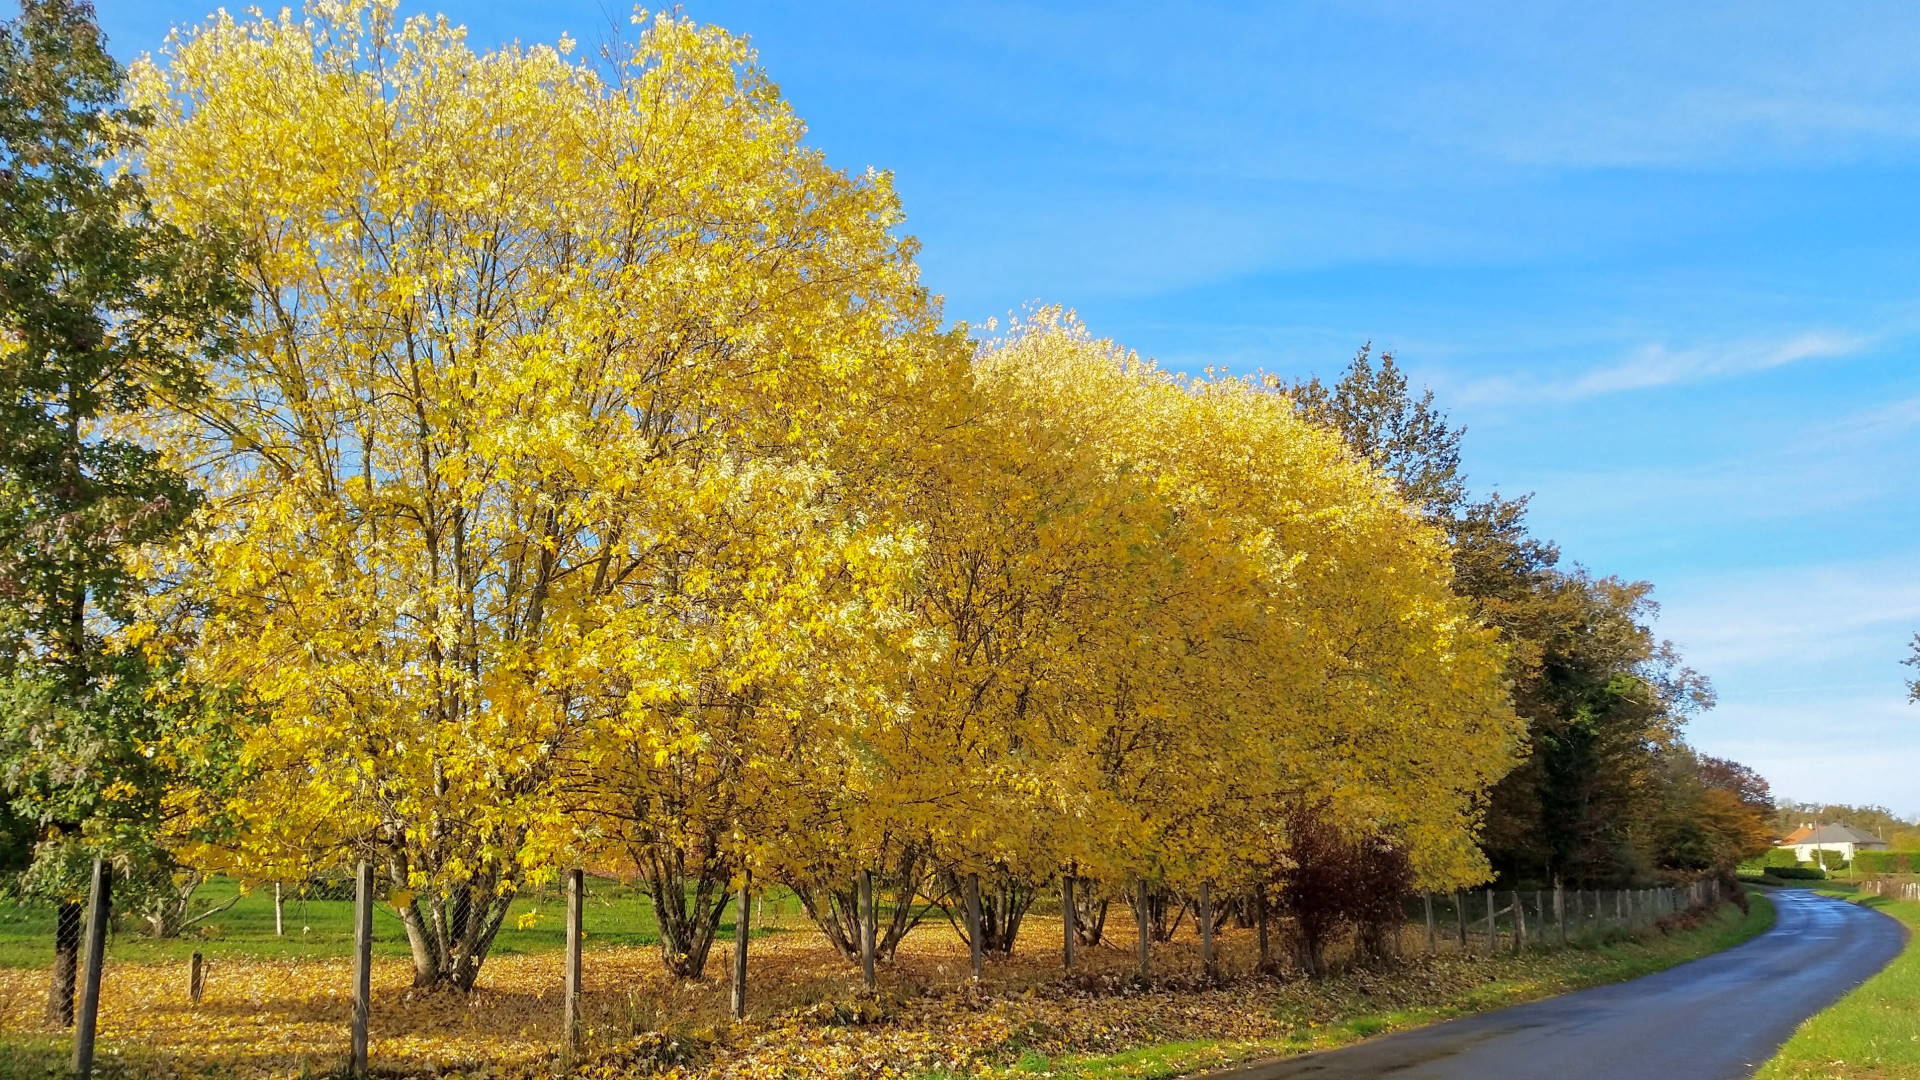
[644,860,731,979]
[791,850,933,966]
[46,900,80,1027]
[388,866,515,991]
[938,868,1035,955]
[1145,885,1186,943]
[139,872,234,939]
[1073,892,1109,947]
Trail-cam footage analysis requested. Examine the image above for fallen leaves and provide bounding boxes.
[0,909,1743,1079]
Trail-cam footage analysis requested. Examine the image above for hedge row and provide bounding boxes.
[1854,851,1920,875]
[1741,865,1828,881]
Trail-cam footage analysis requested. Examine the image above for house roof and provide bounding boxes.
[1780,824,1817,845]
[1788,824,1887,846]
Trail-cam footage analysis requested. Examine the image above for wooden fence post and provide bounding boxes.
[1484,888,1495,952]
[965,872,983,979]
[858,869,877,992]
[1256,889,1272,971]
[1061,872,1077,972]
[1135,878,1151,977]
[564,868,583,1051]
[731,874,750,1020]
[1555,883,1566,946]
[1512,890,1526,952]
[1423,893,1436,955]
[1197,881,1216,980]
[1454,891,1468,951]
[189,951,205,1004]
[72,858,111,1080]
[351,859,372,1080]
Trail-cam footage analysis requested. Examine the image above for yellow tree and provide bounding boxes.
[132,2,938,989]
[966,314,1520,935]
[559,460,930,977]
[790,310,1520,962]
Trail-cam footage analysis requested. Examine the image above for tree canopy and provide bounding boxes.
[0,0,1773,995]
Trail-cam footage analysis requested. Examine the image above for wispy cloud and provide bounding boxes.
[1694,694,1920,816]
[1444,330,1870,407]
[1666,560,1920,816]
[1809,393,1920,448]
[1656,555,1920,675]
[1488,379,1920,541]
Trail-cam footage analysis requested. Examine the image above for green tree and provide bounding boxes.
[1905,633,1918,703]
[1648,747,1772,873]
[0,0,237,1023]
[1286,346,1558,604]
[1770,801,1912,842]
[1288,346,1711,887]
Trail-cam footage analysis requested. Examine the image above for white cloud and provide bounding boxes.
[1372,4,1920,172]
[1809,393,1920,448]
[1695,696,1920,818]
[1650,557,1920,816]
[1657,556,1920,675]
[1445,330,1869,407]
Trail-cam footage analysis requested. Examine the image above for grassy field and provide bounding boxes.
[1756,882,1918,1080]
[919,890,1777,1080]
[0,876,815,968]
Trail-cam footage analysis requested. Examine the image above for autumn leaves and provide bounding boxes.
[121,2,1520,988]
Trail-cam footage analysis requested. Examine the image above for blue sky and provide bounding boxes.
[93,2,1920,817]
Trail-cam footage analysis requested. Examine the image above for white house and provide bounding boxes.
[1778,823,1890,864]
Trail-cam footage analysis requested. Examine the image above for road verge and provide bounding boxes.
[1756,883,1917,1080]
[918,891,1775,1080]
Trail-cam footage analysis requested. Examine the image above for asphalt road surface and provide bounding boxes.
[1204,889,1906,1080]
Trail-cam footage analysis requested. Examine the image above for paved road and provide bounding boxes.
[1204,889,1906,1080]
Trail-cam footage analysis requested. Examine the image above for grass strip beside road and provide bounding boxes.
[1757,883,1918,1080]
[923,891,1775,1080]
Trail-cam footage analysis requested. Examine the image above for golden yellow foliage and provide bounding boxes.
[129,0,945,989]
[124,0,1517,989]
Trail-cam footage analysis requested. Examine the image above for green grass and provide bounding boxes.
[0,876,806,968]
[1756,882,1919,1080]
[922,892,1776,1080]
